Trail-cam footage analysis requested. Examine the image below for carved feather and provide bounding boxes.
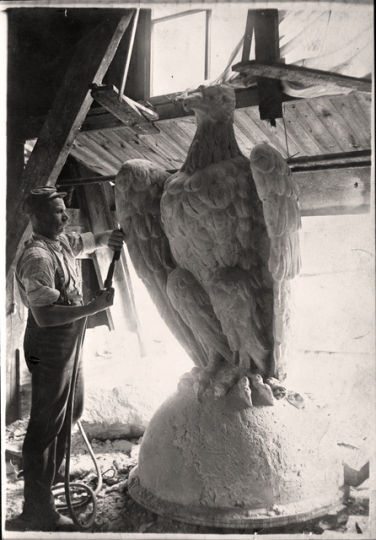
[250,143,302,378]
[250,144,301,282]
[115,159,208,368]
[115,86,301,384]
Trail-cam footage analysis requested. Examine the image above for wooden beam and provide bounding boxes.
[6,12,134,276]
[90,84,159,134]
[241,10,254,62]
[125,9,152,102]
[57,175,116,188]
[57,164,371,217]
[287,149,371,166]
[252,9,283,124]
[24,86,290,139]
[233,61,373,94]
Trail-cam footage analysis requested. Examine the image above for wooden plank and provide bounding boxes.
[233,124,254,155]
[115,130,172,169]
[233,60,372,94]
[109,127,172,169]
[329,95,371,150]
[151,126,188,162]
[280,105,323,156]
[242,10,254,62]
[157,121,193,154]
[141,136,184,169]
[77,133,124,171]
[307,98,364,152]
[173,118,197,140]
[234,109,268,146]
[7,12,134,276]
[271,117,303,158]
[356,93,372,120]
[90,84,159,135]
[93,130,144,163]
[71,137,118,175]
[245,108,288,155]
[286,100,343,154]
[296,166,371,216]
[252,10,282,123]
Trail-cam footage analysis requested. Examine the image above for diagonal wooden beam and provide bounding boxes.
[7,11,134,277]
[90,84,159,134]
[233,61,373,93]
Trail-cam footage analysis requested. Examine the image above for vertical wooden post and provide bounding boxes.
[252,9,282,124]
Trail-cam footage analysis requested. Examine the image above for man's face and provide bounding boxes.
[38,197,69,239]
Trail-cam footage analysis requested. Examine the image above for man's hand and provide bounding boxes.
[88,288,115,313]
[107,229,126,252]
[31,289,114,327]
[94,229,127,251]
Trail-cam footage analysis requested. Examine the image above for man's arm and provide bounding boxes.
[94,229,125,251]
[31,290,114,328]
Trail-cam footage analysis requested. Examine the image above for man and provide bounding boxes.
[13,186,125,532]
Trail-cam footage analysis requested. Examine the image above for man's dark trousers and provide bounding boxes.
[22,311,86,516]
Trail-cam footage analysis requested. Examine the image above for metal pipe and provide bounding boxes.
[119,8,140,101]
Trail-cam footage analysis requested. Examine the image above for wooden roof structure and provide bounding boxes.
[7,7,372,273]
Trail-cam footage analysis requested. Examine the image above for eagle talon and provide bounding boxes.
[266,377,287,399]
[250,374,275,406]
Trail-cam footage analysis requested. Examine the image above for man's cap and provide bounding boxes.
[22,187,68,217]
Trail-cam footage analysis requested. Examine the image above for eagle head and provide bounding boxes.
[181,84,236,124]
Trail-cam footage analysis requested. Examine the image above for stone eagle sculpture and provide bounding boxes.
[115,84,301,407]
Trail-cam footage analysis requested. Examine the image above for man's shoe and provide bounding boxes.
[51,511,78,532]
[7,509,78,532]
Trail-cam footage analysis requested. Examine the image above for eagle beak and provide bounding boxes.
[180,87,204,113]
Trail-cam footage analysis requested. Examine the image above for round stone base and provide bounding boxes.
[128,384,345,529]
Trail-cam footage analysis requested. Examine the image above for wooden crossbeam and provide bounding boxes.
[57,163,371,217]
[6,12,134,276]
[24,86,292,140]
[233,61,372,93]
[287,149,371,166]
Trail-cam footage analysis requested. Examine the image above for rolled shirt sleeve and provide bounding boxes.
[16,250,60,307]
[16,231,97,308]
[65,232,96,257]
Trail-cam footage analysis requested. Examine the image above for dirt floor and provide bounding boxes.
[4,416,371,536]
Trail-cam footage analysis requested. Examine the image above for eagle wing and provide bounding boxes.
[250,143,301,282]
[115,159,208,368]
[250,144,302,379]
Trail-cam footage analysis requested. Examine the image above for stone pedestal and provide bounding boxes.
[129,383,345,529]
